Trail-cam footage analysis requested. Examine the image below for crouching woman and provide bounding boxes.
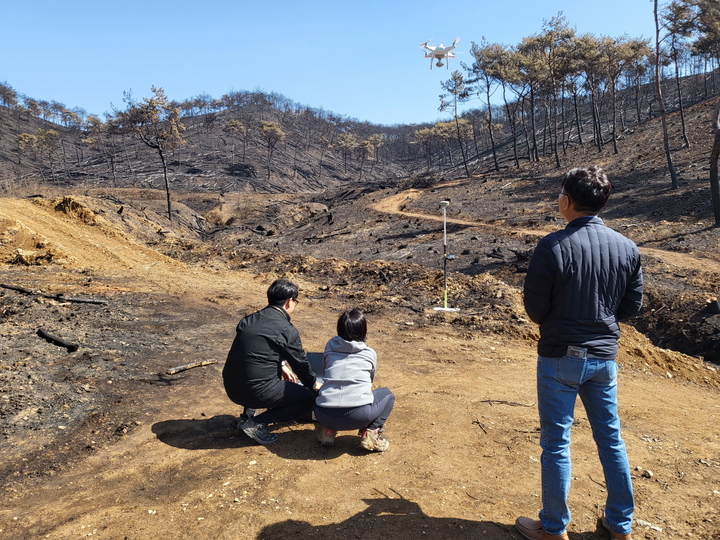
[314,308,395,452]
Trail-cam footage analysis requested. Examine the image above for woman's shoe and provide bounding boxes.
[317,426,337,446]
[359,428,389,452]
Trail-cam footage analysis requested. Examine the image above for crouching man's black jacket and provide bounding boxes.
[523,216,643,359]
[223,305,317,402]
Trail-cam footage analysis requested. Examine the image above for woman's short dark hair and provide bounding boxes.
[267,279,298,306]
[561,165,612,214]
[337,308,367,342]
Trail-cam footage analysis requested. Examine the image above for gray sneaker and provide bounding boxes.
[239,417,278,445]
[237,407,256,427]
[359,428,389,452]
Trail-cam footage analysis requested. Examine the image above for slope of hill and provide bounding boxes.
[2,70,718,199]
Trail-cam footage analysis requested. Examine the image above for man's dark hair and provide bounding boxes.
[267,279,298,307]
[561,165,612,214]
[337,308,367,342]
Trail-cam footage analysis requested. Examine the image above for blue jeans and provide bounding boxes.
[537,355,634,536]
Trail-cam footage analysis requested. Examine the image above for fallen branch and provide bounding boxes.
[472,419,488,434]
[481,399,536,407]
[305,229,353,241]
[465,490,485,501]
[588,474,606,488]
[1,283,108,305]
[48,293,109,305]
[166,360,217,375]
[37,328,79,352]
[0,283,34,294]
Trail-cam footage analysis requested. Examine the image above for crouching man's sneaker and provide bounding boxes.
[515,517,569,540]
[239,417,278,445]
[237,407,256,427]
[359,428,389,452]
[317,426,336,446]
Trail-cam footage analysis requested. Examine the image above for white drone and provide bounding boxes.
[419,38,460,69]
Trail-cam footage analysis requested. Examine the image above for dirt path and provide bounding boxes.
[371,188,720,276]
[371,189,548,236]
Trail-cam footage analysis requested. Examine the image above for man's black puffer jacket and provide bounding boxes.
[523,216,643,359]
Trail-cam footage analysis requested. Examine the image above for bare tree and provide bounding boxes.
[222,119,247,165]
[440,70,471,176]
[467,42,501,171]
[259,120,285,181]
[664,0,695,148]
[413,127,436,172]
[86,115,120,186]
[116,86,186,221]
[336,132,357,173]
[654,0,680,189]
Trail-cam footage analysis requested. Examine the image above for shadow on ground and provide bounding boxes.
[258,497,620,539]
[152,416,379,459]
[152,415,254,449]
[256,497,511,540]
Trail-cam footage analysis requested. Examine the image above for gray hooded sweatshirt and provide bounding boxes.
[315,336,377,408]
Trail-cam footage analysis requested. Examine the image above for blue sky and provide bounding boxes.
[1,0,658,126]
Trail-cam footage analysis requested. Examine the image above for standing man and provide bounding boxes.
[516,166,642,540]
[223,279,320,445]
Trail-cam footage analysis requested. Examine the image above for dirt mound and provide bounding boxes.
[0,195,204,271]
[619,325,720,388]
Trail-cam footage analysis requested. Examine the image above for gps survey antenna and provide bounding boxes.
[434,200,459,312]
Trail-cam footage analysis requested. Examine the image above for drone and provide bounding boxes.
[419,38,460,69]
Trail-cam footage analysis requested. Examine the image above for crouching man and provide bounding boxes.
[223,279,320,445]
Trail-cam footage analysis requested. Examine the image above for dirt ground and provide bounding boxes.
[1,177,719,540]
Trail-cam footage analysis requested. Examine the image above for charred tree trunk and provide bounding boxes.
[528,87,539,162]
[502,89,520,168]
[610,79,619,155]
[158,146,173,222]
[710,100,720,227]
[654,0,679,189]
[674,58,690,148]
[483,78,499,172]
[573,91,583,146]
